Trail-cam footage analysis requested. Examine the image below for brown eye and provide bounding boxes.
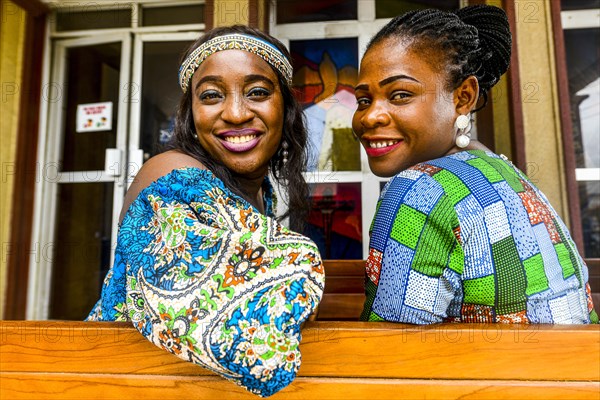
[199,90,222,102]
[247,87,270,98]
[356,97,371,107]
[391,91,410,101]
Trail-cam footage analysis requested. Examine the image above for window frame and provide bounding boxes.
[270,0,468,259]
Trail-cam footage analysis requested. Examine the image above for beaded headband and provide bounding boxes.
[178,33,293,93]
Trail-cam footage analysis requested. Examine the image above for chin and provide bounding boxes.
[368,159,406,178]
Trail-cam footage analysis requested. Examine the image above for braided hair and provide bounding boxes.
[367,5,512,110]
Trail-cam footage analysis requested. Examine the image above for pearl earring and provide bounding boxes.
[454,114,471,148]
[281,140,289,165]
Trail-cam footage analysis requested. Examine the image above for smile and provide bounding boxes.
[368,140,399,148]
[364,139,403,157]
[218,129,262,153]
[223,134,257,144]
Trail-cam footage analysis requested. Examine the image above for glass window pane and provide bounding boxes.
[375,0,459,19]
[564,29,600,170]
[49,182,114,320]
[290,38,359,171]
[579,181,600,258]
[561,0,600,11]
[302,182,363,260]
[564,27,600,258]
[56,9,131,31]
[61,43,120,172]
[277,0,357,23]
[142,4,205,26]
[140,41,193,158]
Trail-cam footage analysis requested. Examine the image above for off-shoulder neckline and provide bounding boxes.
[121,167,274,227]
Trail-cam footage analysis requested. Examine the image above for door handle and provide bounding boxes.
[105,148,122,176]
[128,149,144,180]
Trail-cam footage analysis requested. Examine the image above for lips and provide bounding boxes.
[363,139,403,157]
[218,129,262,153]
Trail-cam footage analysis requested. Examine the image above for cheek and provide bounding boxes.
[351,113,362,134]
[266,97,284,131]
[191,105,207,132]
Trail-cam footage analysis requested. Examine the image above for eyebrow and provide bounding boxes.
[244,74,274,85]
[195,75,222,91]
[354,74,420,91]
[194,74,274,92]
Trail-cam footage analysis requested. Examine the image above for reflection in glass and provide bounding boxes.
[290,38,359,171]
[141,41,192,158]
[61,43,120,172]
[579,182,600,258]
[302,183,363,260]
[142,4,205,26]
[49,182,114,320]
[564,27,600,258]
[560,0,600,11]
[56,9,131,31]
[575,78,600,169]
[375,0,459,19]
[277,0,357,23]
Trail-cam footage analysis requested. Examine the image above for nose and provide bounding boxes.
[360,102,391,129]
[221,92,254,125]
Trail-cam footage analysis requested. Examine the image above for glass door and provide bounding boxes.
[29,34,131,320]
[127,32,198,181]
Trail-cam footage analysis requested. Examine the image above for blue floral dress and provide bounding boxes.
[87,168,325,397]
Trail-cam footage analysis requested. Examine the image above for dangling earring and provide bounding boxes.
[281,140,289,165]
[454,114,471,148]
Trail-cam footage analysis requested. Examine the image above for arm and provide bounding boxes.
[121,172,324,397]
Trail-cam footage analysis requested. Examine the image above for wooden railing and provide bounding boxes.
[318,260,365,320]
[1,260,598,399]
[1,321,598,399]
[321,259,600,319]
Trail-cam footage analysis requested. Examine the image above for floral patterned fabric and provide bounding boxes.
[87,168,325,397]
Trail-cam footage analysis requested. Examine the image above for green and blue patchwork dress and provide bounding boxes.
[361,150,597,324]
[87,167,324,397]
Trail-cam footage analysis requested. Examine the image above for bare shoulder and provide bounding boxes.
[119,150,206,222]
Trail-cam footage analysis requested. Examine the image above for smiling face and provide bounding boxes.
[352,37,462,177]
[191,49,284,180]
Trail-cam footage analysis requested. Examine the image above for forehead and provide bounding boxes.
[359,37,444,83]
[191,49,279,84]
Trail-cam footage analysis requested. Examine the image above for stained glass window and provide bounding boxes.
[303,182,363,259]
[290,38,360,172]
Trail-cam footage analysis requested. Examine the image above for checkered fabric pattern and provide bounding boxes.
[361,150,598,324]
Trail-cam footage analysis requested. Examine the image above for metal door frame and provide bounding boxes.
[27,33,131,319]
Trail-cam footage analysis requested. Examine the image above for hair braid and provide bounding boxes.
[367,5,511,111]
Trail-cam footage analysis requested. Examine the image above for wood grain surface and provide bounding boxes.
[1,321,598,399]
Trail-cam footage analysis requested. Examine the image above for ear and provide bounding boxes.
[453,76,479,115]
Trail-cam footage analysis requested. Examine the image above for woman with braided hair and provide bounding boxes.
[354,5,597,324]
[87,25,324,396]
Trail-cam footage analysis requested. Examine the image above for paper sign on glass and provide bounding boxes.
[76,102,113,132]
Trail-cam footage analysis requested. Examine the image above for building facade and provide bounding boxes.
[1,0,598,320]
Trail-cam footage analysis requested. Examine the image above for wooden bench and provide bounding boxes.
[318,260,365,320]
[320,259,600,320]
[1,320,598,399]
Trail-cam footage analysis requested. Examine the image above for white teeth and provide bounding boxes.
[224,135,256,144]
[369,140,398,148]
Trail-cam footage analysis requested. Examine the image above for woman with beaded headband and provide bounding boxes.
[353,5,597,325]
[87,25,324,396]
